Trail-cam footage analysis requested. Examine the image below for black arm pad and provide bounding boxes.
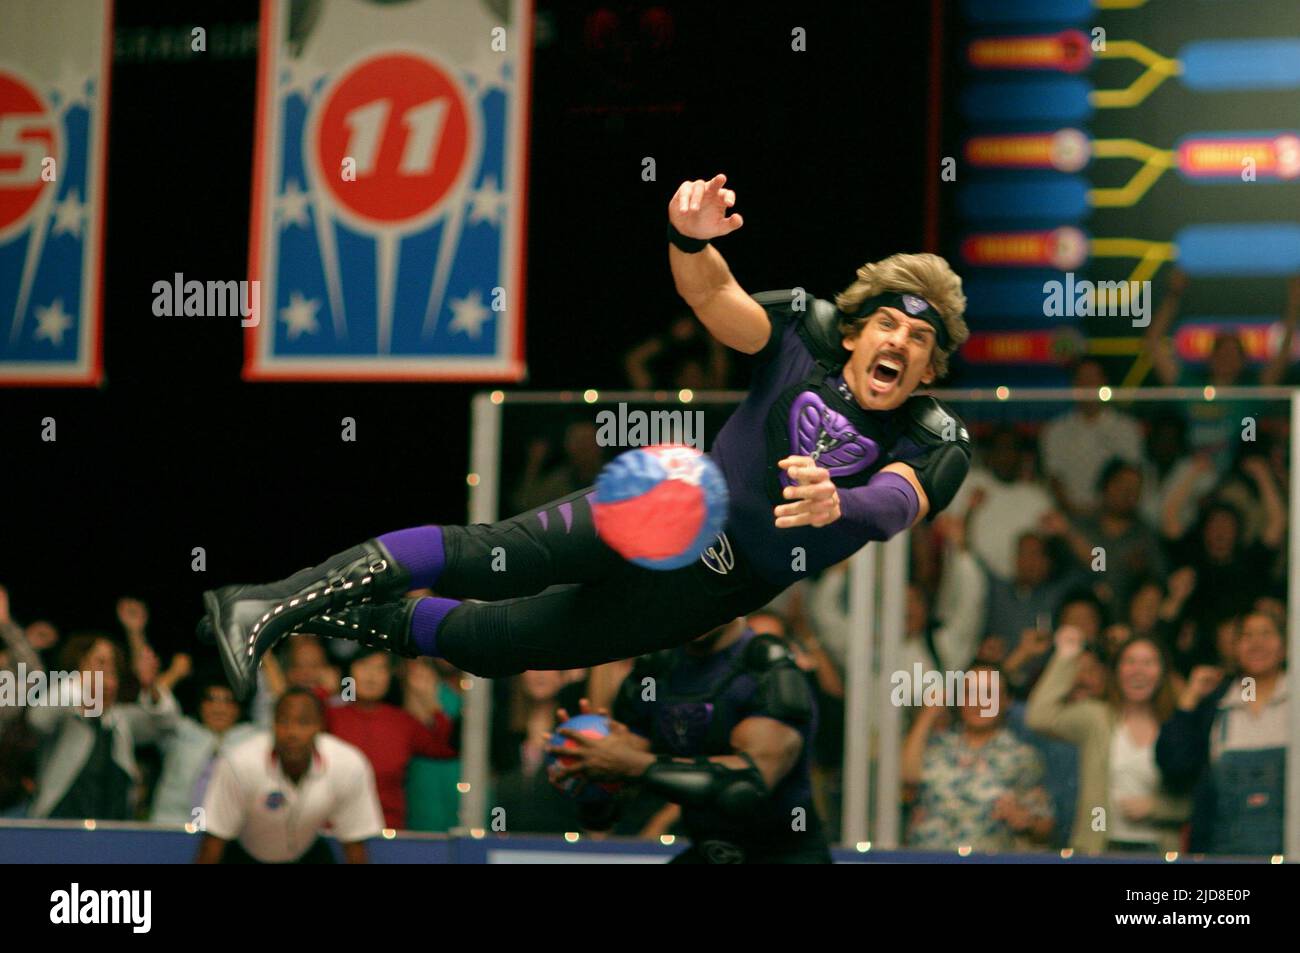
[640,754,768,818]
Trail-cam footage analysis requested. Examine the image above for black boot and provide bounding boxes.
[200,540,412,700]
[291,600,422,658]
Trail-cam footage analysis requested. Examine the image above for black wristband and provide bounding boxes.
[667,220,710,254]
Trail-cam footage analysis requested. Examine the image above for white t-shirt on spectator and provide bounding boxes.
[947,468,1055,581]
[1040,407,1144,513]
[202,731,383,862]
[1108,724,1161,846]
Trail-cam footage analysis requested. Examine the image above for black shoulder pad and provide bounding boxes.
[905,396,971,448]
[743,633,793,672]
[763,665,814,726]
[742,635,813,726]
[800,295,845,365]
[751,288,800,313]
[900,398,971,516]
[751,289,844,366]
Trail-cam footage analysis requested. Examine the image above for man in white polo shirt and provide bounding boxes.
[195,688,383,864]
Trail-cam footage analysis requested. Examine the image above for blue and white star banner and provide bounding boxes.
[0,0,111,386]
[247,0,531,381]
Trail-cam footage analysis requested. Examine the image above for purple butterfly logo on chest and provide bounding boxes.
[655,702,714,754]
[784,390,880,485]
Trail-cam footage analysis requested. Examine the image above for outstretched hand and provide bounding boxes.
[668,173,743,241]
[774,456,841,528]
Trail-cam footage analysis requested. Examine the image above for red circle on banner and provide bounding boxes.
[0,71,58,236]
[312,52,470,228]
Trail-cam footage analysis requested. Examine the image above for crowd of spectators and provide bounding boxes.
[0,589,462,855]
[487,337,1291,856]
[1,317,1292,858]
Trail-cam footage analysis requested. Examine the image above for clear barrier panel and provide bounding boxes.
[468,388,1296,860]
[877,388,1294,860]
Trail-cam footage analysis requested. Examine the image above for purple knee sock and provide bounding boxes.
[377,526,446,589]
[411,597,460,658]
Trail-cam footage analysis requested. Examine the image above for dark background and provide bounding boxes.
[0,0,935,665]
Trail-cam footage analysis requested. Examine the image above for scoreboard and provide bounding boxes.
[941,0,1300,386]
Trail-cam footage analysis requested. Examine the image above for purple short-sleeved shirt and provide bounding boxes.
[709,294,925,585]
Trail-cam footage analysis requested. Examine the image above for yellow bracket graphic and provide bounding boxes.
[1086,238,1179,386]
[1095,0,1149,9]
[1089,238,1178,287]
[1121,350,1154,388]
[1091,41,1183,108]
[1087,337,1144,356]
[1087,139,1175,207]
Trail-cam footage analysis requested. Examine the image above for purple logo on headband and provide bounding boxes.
[902,294,930,315]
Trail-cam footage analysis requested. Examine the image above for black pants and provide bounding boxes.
[434,488,785,678]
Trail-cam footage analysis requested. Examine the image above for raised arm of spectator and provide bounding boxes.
[901,704,944,786]
[116,598,151,664]
[408,707,457,759]
[0,586,42,673]
[1024,627,1104,744]
[1241,456,1287,549]
[1260,277,1300,386]
[157,653,193,696]
[0,587,44,728]
[260,648,288,699]
[1039,509,1095,570]
[623,336,663,389]
[1155,666,1226,791]
[120,649,181,744]
[1160,455,1214,540]
[1144,268,1188,386]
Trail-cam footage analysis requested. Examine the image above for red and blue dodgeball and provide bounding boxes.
[590,444,729,570]
[546,714,624,803]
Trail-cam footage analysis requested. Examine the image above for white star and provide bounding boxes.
[277,179,311,230]
[463,50,512,98]
[448,290,492,339]
[281,54,324,102]
[280,291,321,339]
[467,174,507,227]
[33,299,73,346]
[51,189,85,238]
[50,62,92,112]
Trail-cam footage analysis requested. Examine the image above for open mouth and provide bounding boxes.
[868,354,905,392]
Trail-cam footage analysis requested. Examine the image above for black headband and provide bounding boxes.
[845,291,949,351]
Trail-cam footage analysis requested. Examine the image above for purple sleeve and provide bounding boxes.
[836,471,919,541]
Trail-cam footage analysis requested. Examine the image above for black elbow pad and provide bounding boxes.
[641,756,768,819]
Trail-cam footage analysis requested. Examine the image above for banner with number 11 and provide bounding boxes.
[246,0,531,381]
